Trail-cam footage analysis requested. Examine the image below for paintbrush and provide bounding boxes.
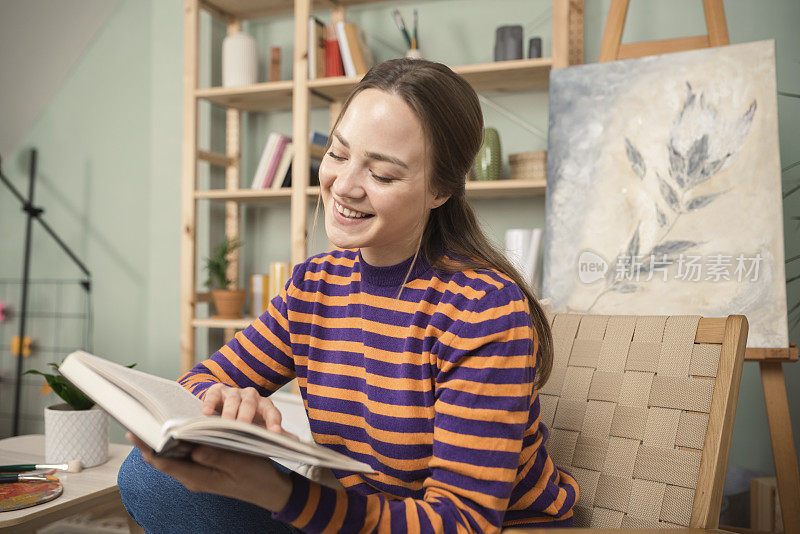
[0,461,83,473]
[392,9,412,49]
[0,473,60,484]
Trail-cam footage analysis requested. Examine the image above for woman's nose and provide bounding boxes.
[330,161,365,198]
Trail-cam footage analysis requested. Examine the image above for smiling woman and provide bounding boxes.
[118,58,577,534]
[320,88,449,267]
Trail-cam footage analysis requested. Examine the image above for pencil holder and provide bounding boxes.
[405,49,423,59]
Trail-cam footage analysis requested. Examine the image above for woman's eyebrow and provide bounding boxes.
[333,130,409,170]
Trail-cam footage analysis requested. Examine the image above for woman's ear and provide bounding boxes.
[429,192,451,210]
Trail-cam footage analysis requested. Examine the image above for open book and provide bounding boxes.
[58,351,373,475]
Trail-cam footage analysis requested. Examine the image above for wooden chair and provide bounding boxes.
[539,313,747,528]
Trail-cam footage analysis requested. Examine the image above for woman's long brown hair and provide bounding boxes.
[323,58,552,389]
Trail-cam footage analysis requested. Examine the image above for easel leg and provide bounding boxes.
[760,361,800,533]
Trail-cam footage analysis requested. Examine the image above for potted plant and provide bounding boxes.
[205,237,246,318]
[26,362,130,468]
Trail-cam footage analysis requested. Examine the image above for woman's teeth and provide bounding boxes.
[336,202,370,219]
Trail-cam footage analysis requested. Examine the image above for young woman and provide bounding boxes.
[118,58,578,533]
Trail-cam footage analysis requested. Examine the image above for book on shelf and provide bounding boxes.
[308,17,326,80]
[251,274,270,317]
[271,142,294,190]
[324,24,344,77]
[251,133,280,189]
[260,134,290,189]
[310,131,328,148]
[343,22,374,76]
[334,21,357,77]
[57,350,374,474]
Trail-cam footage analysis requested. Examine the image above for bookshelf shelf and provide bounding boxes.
[192,317,254,329]
[204,0,405,21]
[199,58,554,113]
[198,150,236,167]
[195,188,293,202]
[195,80,294,111]
[304,179,547,200]
[465,178,547,198]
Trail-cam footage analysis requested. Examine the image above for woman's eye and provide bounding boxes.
[370,172,393,184]
[327,151,346,161]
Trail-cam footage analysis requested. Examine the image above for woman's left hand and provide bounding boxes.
[127,432,293,512]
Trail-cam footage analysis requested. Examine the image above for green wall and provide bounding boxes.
[0,0,797,477]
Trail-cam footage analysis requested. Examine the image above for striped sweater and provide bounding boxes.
[179,248,578,533]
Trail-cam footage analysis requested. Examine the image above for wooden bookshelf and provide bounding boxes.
[181,0,583,372]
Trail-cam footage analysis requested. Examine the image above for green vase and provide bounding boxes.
[474,127,502,180]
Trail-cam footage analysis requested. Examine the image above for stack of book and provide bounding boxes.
[250,132,329,190]
[308,17,374,79]
[250,133,293,190]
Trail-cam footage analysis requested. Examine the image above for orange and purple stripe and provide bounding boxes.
[179,248,577,532]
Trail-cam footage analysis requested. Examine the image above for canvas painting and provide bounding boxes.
[543,40,787,348]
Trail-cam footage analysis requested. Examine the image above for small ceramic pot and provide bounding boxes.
[44,403,109,467]
[212,289,247,318]
[474,127,502,180]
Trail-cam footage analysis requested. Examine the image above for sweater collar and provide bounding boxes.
[356,249,431,287]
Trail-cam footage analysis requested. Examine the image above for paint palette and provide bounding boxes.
[0,480,63,512]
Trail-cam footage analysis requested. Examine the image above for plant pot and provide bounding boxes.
[44,403,109,467]
[212,289,247,319]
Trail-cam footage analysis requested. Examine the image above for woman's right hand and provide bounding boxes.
[201,383,298,439]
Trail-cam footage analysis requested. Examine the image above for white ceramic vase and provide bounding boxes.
[222,31,258,87]
[44,403,109,467]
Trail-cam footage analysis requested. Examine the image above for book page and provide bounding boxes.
[58,353,168,450]
[73,351,203,424]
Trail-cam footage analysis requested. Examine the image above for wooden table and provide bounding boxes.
[0,434,137,533]
[504,530,735,533]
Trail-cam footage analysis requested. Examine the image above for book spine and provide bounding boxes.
[251,274,269,317]
[308,17,316,80]
[310,131,328,147]
[261,136,288,189]
[314,20,326,78]
[251,133,279,189]
[345,23,367,76]
[324,25,344,77]
[335,21,356,77]
[271,142,294,190]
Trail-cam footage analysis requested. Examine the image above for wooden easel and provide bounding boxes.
[599,2,800,532]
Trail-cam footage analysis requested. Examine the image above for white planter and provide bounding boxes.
[222,31,258,87]
[44,403,109,468]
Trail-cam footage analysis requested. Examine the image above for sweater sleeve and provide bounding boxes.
[178,274,297,400]
[273,283,536,533]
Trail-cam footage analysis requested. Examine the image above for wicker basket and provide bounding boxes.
[509,150,546,181]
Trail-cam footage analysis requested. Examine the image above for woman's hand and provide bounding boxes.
[126,433,293,512]
[202,384,297,439]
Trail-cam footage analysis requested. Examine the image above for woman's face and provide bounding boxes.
[319,88,448,267]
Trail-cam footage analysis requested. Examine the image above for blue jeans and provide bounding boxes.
[117,448,302,533]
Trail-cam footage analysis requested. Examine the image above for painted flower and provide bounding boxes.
[667,82,756,191]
